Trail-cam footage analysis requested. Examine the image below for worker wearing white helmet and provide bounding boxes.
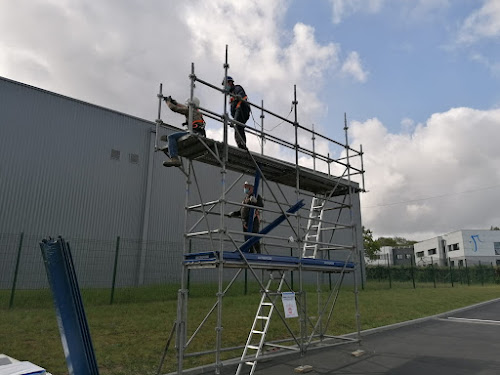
[161,95,206,167]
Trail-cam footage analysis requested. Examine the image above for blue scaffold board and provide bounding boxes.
[184,251,354,272]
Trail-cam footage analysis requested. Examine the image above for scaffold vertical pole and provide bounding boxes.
[188,63,195,133]
[343,113,362,345]
[312,124,316,171]
[177,160,193,374]
[155,83,163,151]
[260,100,265,156]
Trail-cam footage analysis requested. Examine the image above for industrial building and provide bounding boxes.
[365,246,414,266]
[413,229,500,267]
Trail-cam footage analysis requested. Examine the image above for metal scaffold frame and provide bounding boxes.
[156,46,366,375]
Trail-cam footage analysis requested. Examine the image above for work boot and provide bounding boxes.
[163,157,181,167]
[237,142,248,150]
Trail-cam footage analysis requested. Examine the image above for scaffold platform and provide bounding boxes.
[184,251,355,272]
[177,134,360,196]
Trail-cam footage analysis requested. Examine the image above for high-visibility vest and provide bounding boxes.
[230,95,248,109]
[192,118,205,130]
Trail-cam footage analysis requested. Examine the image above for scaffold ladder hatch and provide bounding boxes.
[236,271,286,375]
[302,196,326,259]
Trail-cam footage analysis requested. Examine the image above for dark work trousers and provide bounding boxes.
[244,219,261,253]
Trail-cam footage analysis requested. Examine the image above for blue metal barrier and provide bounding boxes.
[40,237,99,375]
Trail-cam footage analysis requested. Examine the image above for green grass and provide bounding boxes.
[1,282,499,375]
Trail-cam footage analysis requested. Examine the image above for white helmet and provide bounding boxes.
[185,97,200,107]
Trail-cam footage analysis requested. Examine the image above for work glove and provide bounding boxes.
[249,195,257,204]
[164,96,178,105]
[228,211,238,218]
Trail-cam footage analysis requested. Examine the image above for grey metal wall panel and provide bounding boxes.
[0,77,151,240]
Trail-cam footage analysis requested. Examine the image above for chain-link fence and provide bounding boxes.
[365,261,500,289]
[0,232,189,308]
[1,232,355,309]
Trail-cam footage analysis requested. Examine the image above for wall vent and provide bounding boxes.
[129,153,139,164]
[110,149,120,160]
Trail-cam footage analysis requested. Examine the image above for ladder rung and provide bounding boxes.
[312,205,324,209]
[261,302,273,306]
[252,330,265,334]
[257,316,270,320]
[304,245,316,248]
[247,345,259,350]
[245,361,255,365]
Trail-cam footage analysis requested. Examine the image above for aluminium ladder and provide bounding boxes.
[302,196,326,259]
[235,272,286,375]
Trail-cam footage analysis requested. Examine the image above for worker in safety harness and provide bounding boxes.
[228,181,264,253]
[222,76,250,150]
[160,96,206,167]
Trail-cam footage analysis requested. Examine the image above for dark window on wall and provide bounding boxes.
[448,243,459,251]
[129,153,139,164]
[110,149,120,160]
[397,254,403,259]
[416,251,424,258]
[494,242,500,255]
[428,248,437,255]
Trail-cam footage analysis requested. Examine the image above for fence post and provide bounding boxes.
[110,236,120,305]
[464,258,470,286]
[449,258,454,287]
[431,258,436,288]
[187,240,191,292]
[244,269,248,295]
[9,232,24,309]
[410,255,416,289]
[479,260,484,286]
[386,255,392,289]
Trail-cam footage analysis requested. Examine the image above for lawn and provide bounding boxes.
[1,282,499,375]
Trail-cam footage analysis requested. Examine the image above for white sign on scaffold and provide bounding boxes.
[281,292,298,318]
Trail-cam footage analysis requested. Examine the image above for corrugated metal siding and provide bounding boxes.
[0,77,151,239]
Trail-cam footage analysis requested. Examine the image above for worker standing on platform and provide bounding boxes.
[229,181,264,253]
[161,96,206,167]
[222,76,250,150]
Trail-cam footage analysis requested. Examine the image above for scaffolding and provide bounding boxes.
[156,47,365,375]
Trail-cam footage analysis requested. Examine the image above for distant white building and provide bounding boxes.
[365,246,414,266]
[413,230,500,267]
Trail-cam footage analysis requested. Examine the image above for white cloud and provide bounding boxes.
[350,107,500,240]
[0,0,347,148]
[400,117,415,134]
[457,0,500,44]
[341,51,368,82]
[471,53,500,77]
[329,0,384,24]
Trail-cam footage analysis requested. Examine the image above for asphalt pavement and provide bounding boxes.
[249,298,500,375]
[169,298,500,374]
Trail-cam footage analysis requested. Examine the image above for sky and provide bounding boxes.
[1,0,500,241]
